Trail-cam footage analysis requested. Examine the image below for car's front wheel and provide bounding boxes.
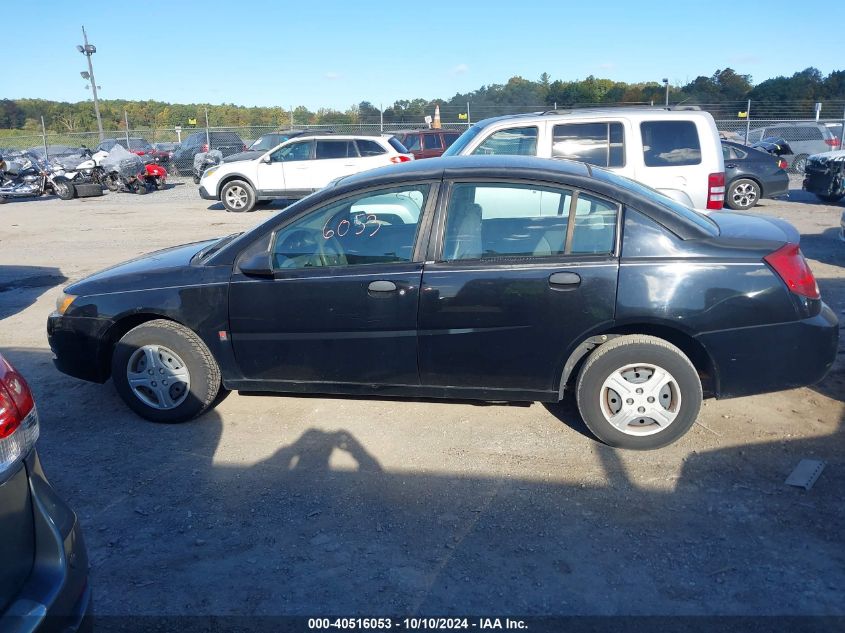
[221,179,256,212]
[726,178,760,210]
[111,319,223,423]
[575,335,702,450]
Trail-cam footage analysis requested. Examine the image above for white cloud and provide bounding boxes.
[451,63,469,76]
[324,72,342,80]
[598,62,615,71]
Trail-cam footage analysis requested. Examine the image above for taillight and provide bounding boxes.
[825,137,840,147]
[707,172,725,210]
[764,243,820,300]
[201,143,209,153]
[777,158,788,170]
[0,355,39,472]
[390,155,413,164]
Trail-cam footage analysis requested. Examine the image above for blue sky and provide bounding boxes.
[3,0,842,109]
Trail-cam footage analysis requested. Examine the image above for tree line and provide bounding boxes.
[2,67,843,134]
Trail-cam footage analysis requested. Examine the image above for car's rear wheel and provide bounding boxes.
[575,335,702,450]
[816,193,844,203]
[221,180,255,212]
[111,319,222,423]
[726,178,760,210]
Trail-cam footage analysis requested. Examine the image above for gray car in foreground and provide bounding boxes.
[0,352,90,632]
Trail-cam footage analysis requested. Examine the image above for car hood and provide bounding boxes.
[707,210,800,245]
[65,239,218,296]
[223,151,262,163]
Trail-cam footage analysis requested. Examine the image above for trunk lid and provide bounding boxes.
[707,210,799,246]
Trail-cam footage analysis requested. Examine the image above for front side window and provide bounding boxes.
[552,122,625,167]
[441,182,616,261]
[316,140,358,159]
[271,185,430,270]
[270,141,312,162]
[423,134,443,150]
[641,121,701,166]
[471,127,538,156]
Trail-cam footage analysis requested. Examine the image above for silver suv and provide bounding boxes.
[746,122,841,172]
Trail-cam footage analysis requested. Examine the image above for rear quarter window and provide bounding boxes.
[641,120,701,167]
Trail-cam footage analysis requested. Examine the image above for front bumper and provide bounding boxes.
[198,185,215,201]
[47,314,110,384]
[697,302,839,398]
[2,450,91,633]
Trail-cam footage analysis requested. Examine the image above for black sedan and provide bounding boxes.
[47,156,837,450]
[722,140,790,210]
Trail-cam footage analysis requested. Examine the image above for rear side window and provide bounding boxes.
[641,121,701,166]
[552,122,625,167]
[356,139,386,156]
[402,134,421,151]
[440,182,617,261]
[424,134,443,150]
[443,133,460,147]
[316,140,358,159]
[472,127,538,156]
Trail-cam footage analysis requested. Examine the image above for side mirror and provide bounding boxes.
[238,251,274,278]
[261,155,271,164]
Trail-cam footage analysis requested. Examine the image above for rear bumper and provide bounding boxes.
[47,314,110,384]
[697,302,839,398]
[2,450,91,633]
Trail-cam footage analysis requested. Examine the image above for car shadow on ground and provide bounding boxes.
[2,346,843,620]
[0,266,67,320]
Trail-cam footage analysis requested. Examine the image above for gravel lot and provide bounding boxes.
[1,177,843,617]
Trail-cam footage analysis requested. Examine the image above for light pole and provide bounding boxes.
[78,26,104,141]
[662,78,669,107]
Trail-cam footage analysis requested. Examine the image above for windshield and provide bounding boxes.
[598,170,718,235]
[442,125,483,156]
[250,135,289,151]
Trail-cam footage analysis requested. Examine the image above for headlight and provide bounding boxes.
[203,167,217,179]
[55,293,77,315]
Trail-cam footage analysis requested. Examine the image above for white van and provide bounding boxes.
[443,108,725,211]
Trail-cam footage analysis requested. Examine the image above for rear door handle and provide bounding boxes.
[726,163,737,169]
[368,280,397,293]
[549,272,581,287]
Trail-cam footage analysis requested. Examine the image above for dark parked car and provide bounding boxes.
[47,156,837,450]
[171,131,247,175]
[391,128,461,160]
[96,137,154,156]
[222,130,322,163]
[721,141,789,210]
[0,353,90,630]
[150,142,181,165]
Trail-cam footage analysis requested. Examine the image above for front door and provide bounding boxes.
[418,181,620,396]
[228,182,437,386]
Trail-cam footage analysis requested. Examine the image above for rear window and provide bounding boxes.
[388,137,410,154]
[641,121,701,167]
[443,133,460,147]
[212,133,244,145]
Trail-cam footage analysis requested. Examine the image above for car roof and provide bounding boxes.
[391,128,459,134]
[471,107,714,129]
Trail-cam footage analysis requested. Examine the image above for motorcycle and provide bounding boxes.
[49,147,108,200]
[192,149,222,184]
[102,145,167,194]
[0,151,52,203]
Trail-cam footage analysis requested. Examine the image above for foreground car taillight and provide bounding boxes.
[777,158,788,170]
[707,172,725,210]
[390,155,413,164]
[764,243,820,300]
[0,355,39,474]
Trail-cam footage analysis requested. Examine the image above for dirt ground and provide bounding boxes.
[0,178,843,617]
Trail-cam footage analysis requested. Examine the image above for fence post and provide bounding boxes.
[467,102,471,127]
[290,106,294,129]
[204,107,210,149]
[380,104,384,133]
[745,99,752,145]
[840,107,845,150]
[40,116,48,160]
[124,110,131,147]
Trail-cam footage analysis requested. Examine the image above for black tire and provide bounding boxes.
[790,154,808,174]
[105,174,120,192]
[220,179,255,212]
[54,178,76,200]
[0,196,6,204]
[134,181,147,195]
[575,335,702,450]
[725,178,760,210]
[111,319,222,423]
[816,193,844,204]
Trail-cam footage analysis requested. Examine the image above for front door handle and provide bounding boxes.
[368,280,397,293]
[549,272,581,287]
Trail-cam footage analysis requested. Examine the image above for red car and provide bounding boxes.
[390,129,461,160]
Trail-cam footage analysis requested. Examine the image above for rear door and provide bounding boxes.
[311,139,364,186]
[418,179,620,396]
[255,140,314,195]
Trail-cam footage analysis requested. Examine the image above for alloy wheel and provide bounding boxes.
[224,185,248,210]
[731,182,757,208]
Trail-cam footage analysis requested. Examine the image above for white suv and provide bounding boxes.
[199,135,413,212]
[444,108,725,210]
